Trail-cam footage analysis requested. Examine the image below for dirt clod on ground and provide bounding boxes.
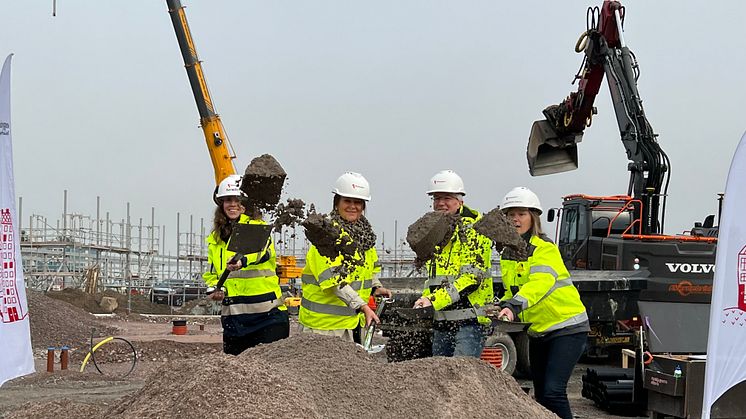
[240,154,287,214]
[8,334,557,419]
[407,211,460,267]
[473,207,528,259]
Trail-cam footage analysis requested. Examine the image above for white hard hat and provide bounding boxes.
[501,186,543,215]
[213,174,245,205]
[427,170,465,195]
[332,172,371,201]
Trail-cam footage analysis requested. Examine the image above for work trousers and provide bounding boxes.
[529,331,587,419]
[223,317,290,355]
[432,322,485,358]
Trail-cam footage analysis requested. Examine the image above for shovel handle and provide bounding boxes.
[207,254,242,295]
[362,298,392,350]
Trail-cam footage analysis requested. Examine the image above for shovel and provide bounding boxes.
[207,223,273,294]
[360,297,394,354]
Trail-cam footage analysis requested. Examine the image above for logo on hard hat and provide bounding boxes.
[351,184,366,190]
[433,180,446,184]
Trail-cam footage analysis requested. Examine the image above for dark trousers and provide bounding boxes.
[223,320,290,355]
[529,332,587,419]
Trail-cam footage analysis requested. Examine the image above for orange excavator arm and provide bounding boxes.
[166,0,237,185]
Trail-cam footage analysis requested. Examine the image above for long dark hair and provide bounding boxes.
[212,205,233,243]
[212,198,260,243]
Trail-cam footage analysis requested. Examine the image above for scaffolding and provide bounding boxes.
[18,192,209,294]
[17,191,438,294]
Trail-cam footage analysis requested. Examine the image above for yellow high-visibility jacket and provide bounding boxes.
[500,234,588,337]
[300,229,378,331]
[203,215,287,321]
[422,205,493,325]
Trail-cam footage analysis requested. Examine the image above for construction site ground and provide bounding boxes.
[0,291,644,419]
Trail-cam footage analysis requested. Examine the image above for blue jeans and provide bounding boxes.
[529,331,587,419]
[432,323,485,357]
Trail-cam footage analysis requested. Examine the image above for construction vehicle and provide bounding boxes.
[380,0,719,376]
[166,0,304,291]
[525,0,717,358]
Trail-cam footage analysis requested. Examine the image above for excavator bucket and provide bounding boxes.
[527,120,582,176]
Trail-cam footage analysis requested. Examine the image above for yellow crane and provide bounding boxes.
[165,2,303,307]
[166,0,236,184]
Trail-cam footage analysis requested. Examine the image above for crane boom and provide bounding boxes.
[166,0,237,184]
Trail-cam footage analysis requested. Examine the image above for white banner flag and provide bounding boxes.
[0,53,35,386]
[701,131,746,418]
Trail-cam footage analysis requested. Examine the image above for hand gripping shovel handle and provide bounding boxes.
[362,298,393,351]
[207,254,242,295]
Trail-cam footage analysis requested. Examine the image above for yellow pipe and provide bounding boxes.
[79,336,114,373]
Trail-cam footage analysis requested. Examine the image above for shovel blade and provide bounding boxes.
[227,223,273,255]
[527,120,582,176]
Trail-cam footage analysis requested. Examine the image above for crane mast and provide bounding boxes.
[166,0,237,184]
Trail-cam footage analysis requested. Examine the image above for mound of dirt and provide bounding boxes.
[6,400,106,419]
[9,334,557,419]
[45,288,174,315]
[68,340,222,364]
[473,207,528,259]
[26,290,119,353]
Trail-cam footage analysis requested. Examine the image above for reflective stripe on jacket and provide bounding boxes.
[203,214,286,315]
[422,205,493,325]
[299,235,378,331]
[500,234,588,337]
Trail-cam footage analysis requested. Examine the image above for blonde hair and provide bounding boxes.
[530,210,543,236]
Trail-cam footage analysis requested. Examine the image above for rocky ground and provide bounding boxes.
[1,291,645,419]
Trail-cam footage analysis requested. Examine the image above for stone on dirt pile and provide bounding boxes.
[98,296,118,313]
[407,211,459,267]
[10,334,557,419]
[473,207,528,259]
[240,154,287,213]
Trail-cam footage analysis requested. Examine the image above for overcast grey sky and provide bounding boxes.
[2,1,744,254]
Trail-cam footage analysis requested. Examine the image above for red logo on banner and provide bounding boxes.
[739,245,746,312]
[0,208,24,323]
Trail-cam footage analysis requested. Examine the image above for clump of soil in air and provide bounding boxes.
[272,198,306,231]
[473,207,528,260]
[406,211,460,267]
[301,213,351,260]
[240,154,287,214]
[13,333,557,419]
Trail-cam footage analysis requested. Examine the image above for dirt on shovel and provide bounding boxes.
[473,207,528,259]
[240,154,287,214]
